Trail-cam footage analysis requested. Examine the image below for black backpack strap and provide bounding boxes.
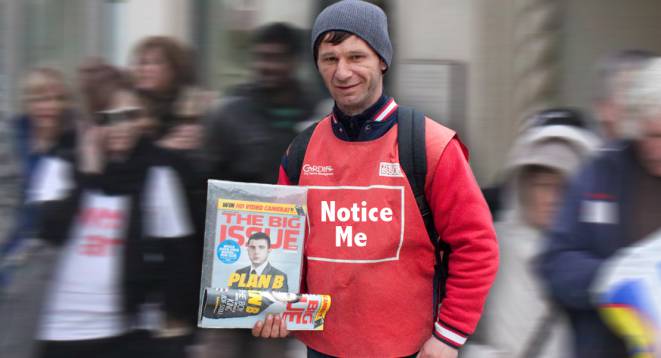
[397,106,451,317]
[285,122,319,185]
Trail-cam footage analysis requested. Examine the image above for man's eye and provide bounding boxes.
[350,55,364,61]
[322,57,337,63]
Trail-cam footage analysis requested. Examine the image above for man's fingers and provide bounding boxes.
[260,314,274,338]
[252,320,264,337]
[252,314,288,339]
[270,315,281,338]
[279,317,289,338]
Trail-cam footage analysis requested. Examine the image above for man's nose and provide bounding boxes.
[334,59,352,82]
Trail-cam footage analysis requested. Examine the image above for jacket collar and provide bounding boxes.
[330,94,399,141]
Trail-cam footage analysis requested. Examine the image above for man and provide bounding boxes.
[253,1,499,357]
[229,232,289,292]
[204,22,328,184]
[592,49,656,141]
[539,57,661,357]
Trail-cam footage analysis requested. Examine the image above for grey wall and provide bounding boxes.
[560,0,661,110]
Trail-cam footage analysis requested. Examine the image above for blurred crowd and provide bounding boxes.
[1,17,661,358]
[0,22,325,358]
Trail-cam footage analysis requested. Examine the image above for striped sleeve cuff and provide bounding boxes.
[433,321,469,349]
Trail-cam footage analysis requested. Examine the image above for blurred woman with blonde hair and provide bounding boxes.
[1,67,77,274]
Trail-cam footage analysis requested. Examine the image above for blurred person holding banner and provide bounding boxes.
[33,79,199,358]
[540,57,661,357]
[252,1,499,357]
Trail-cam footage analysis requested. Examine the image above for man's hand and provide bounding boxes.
[251,314,289,338]
[417,337,458,358]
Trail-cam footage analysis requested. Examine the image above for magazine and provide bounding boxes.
[201,288,331,330]
[198,180,329,330]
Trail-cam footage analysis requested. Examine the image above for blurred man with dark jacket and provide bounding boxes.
[204,22,328,184]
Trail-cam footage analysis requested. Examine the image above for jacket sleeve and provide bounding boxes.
[427,138,499,349]
[36,158,86,246]
[538,164,604,310]
[201,103,236,180]
[277,162,292,185]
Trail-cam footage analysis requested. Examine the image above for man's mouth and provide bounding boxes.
[335,83,359,91]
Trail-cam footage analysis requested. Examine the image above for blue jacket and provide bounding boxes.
[1,115,75,288]
[539,141,636,357]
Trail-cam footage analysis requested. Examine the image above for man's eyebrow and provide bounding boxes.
[318,51,337,58]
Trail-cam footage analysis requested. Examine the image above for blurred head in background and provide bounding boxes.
[78,57,129,113]
[503,108,600,230]
[131,36,196,96]
[251,22,302,90]
[622,57,661,177]
[22,68,71,139]
[95,85,150,161]
[593,49,657,141]
[129,36,206,145]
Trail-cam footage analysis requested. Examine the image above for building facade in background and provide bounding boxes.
[2,0,661,183]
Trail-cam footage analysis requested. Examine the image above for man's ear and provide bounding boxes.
[380,59,387,73]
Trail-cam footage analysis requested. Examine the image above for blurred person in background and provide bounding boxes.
[1,68,77,286]
[482,108,596,220]
[33,79,199,358]
[131,36,215,159]
[539,57,661,357]
[592,49,657,141]
[0,67,77,358]
[203,22,329,184]
[130,38,209,328]
[199,22,316,358]
[465,108,600,358]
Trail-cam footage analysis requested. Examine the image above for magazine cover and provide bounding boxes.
[199,180,329,330]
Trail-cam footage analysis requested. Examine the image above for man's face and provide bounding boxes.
[637,116,661,177]
[252,43,296,89]
[247,238,271,266]
[317,35,386,115]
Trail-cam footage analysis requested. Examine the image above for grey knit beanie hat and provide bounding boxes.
[311,0,392,68]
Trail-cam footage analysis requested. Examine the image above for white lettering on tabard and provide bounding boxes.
[335,226,368,247]
[320,201,393,223]
[302,164,334,176]
[320,201,393,248]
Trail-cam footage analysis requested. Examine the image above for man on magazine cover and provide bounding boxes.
[229,232,289,292]
[252,1,498,357]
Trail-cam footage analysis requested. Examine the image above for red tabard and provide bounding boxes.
[296,117,452,357]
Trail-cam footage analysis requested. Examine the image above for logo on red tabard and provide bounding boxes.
[379,162,404,177]
[306,185,405,263]
[302,164,334,176]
